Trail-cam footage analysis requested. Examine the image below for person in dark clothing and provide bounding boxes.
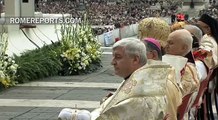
[185,14,189,21]
[171,14,176,24]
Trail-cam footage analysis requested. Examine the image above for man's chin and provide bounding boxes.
[114,71,122,77]
[114,71,119,75]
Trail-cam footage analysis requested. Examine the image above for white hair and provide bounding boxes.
[113,38,147,65]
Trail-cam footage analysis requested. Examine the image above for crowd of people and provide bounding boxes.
[34,0,180,35]
[58,12,218,120]
[199,6,218,20]
[92,26,113,36]
[36,0,175,26]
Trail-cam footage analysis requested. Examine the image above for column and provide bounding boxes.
[5,0,21,31]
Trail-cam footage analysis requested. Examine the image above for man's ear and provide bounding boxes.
[133,55,140,64]
[182,44,188,51]
[152,50,159,60]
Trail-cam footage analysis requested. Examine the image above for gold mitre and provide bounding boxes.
[138,17,171,47]
[170,22,187,32]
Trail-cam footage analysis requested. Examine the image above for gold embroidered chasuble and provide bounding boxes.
[91,60,182,120]
[162,54,200,120]
[181,62,200,97]
[162,54,200,96]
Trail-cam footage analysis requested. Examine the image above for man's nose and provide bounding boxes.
[111,58,115,65]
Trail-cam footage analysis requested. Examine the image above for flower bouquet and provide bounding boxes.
[0,33,18,88]
[59,14,102,75]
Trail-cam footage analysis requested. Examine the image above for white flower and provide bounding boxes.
[11,60,15,64]
[79,38,82,42]
[88,59,92,62]
[86,44,91,49]
[90,38,95,41]
[3,61,8,67]
[92,55,96,59]
[78,66,82,70]
[81,62,86,68]
[75,63,80,67]
[85,28,88,32]
[60,54,65,57]
[97,51,101,54]
[14,64,18,68]
[3,56,8,60]
[84,60,89,65]
[75,54,80,58]
[84,37,88,41]
[8,58,12,62]
[88,34,92,37]
[9,65,17,72]
[80,31,85,36]
[81,52,86,57]
[0,70,5,78]
[81,57,85,62]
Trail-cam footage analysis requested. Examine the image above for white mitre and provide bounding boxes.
[58,108,91,120]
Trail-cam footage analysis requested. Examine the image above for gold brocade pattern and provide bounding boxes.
[181,63,200,96]
[122,79,137,94]
[138,17,171,47]
[92,60,182,120]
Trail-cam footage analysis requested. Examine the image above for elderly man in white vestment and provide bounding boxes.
[58,38,178,120]
[164,29,200,97]
[163,29,200,119]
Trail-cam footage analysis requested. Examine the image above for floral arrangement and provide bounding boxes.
[13,14,102,83]
[60,15,102,75]
[0,33,18,87]
[0,14,102,85]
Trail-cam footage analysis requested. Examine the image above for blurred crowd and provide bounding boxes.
[36,0,176,27]
[198,6,218,20]
[92,26,113,36]
[35,0,179,35]
[2,0,217,35]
